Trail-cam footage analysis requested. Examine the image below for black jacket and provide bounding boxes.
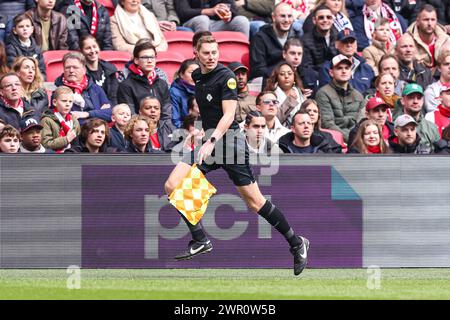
[301,27,338,70]
[28,88,49,121]
[175,0,238,24]
[121,140,161,153]
[60,0,113,50]
[278,131,342,154]
[348,118,395,148]
[87,60,119,106]
[64,137,117,153]
[117,68,172,120]
[157,119,179,152]
[389,136,431,154]
[399,60,434,90]
[0,98,36,130]
[249,24,284,80]
[0,0,34,19]
[433,139,450,154]
[6,34,47,78]
[383,0,449,24]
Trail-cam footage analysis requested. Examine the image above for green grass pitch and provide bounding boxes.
[0,268,449,300]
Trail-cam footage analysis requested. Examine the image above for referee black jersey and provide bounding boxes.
[192,63,240,132]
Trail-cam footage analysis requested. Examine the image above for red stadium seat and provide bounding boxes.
[43,50,72,82]
[99,50,132,71]
[212,31,250,69]
[156,51,185,84]
[321,128,347,153]
[163,31,194,60]
[98,0,115,17]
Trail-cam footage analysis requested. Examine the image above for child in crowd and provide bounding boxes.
[109,103,132,151]
[40,86,81,153]
[362,18,393,76]
[6,14,46,78]
[0,125,21,153]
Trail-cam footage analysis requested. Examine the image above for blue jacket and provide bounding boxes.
[317,54,375,95]
[170,78,195,128]
[109,125,127,151]
[54,75,112,123]
[0,98,36,130]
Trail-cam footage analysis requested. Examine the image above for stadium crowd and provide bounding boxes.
[0,0,449,155]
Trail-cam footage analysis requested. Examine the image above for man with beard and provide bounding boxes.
[228,61,256,123]
[389,114,431,154]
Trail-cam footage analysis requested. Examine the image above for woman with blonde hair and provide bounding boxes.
[12,56,49,120]
[264,61,307,127]
[348,119,389,154]
[110,0,168,54]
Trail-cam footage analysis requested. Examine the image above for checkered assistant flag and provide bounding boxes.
[168,164,217,225]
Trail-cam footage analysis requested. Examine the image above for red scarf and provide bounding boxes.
[128,63,157,86]
[74,0,99,37]
[54,110,73,153]
[0,96,24,113]
[367,145,382,154]
[62,75,88,94]
[382,124,390,142]
[435,105,450,137]
[150,131,161,149]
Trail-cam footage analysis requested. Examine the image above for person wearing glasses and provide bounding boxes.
[117,41,171,119]
[0,72,36,130]
[164,35,310,276]
[300,4,338,72]
[54,51,112,124]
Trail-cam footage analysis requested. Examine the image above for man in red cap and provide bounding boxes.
[425,83,450,137]
[348,96,395,147]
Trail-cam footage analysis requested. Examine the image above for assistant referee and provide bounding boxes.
[164,35,310,276]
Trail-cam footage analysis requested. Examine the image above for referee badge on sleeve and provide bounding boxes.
[227,78,237,90]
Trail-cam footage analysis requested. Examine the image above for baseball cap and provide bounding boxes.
[402,83,424,96]
[331,54,352,68]
[337,28,357,42]
[20,118,43,133]
[394,114,418,128]
[227,62,248,73]
[365,97,390,111]
[440,83,450,94]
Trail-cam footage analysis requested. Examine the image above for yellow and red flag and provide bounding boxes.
[168,164,217,225]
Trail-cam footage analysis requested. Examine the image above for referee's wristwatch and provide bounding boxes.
[209,136,217,144]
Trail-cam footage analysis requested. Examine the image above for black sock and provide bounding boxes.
[258,200,301,248]
[179,212,208,243]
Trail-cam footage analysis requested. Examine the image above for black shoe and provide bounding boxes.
[174,240,213,261]
[290,236,310,276]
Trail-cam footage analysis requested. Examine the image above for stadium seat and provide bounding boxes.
[99,50,132,71]
[156,51,185,84]
[43,50,72,82]
[163,31,194,60]
[98,0,115,17]
[321,128,347,153]
[212,31,250,69]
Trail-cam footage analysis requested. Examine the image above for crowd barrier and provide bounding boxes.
[0,154,449,268]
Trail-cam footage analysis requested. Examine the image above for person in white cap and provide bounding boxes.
[315,53,364,142]
[389,114,431,154]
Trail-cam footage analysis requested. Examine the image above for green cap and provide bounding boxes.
[402,83,424,96]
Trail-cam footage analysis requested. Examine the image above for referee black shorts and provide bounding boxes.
[181,131,256,187]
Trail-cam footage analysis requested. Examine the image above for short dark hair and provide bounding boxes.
[313,4,332,16]
[0,125,20,141]
[283,37,303,52]
[133,41,156,59]
[13,13,33,28]
[195,35,217,52]
[256,90,277,106]
[0,72,20,88]
[79,33,98,51]
[244,110,265,126]
[192,31,212,49]
[418,4,437,16]
[182,113,198,130]
[291,110,310,124]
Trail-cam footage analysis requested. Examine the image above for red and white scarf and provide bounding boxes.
[281,0,307,14]
[54,110,74,153]
[74,0,99,37]
[1,96,24,116]
[128,63,157,86]
[363,3,402,45]
[62,75,89,94]
[435,105,450,137]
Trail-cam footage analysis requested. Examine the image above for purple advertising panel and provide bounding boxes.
[82,165,362,268]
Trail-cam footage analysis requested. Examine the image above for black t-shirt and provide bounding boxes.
[88,67,106,87]
[192,63,239,132]
[288,141,315,154]
[81,2,93,27]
